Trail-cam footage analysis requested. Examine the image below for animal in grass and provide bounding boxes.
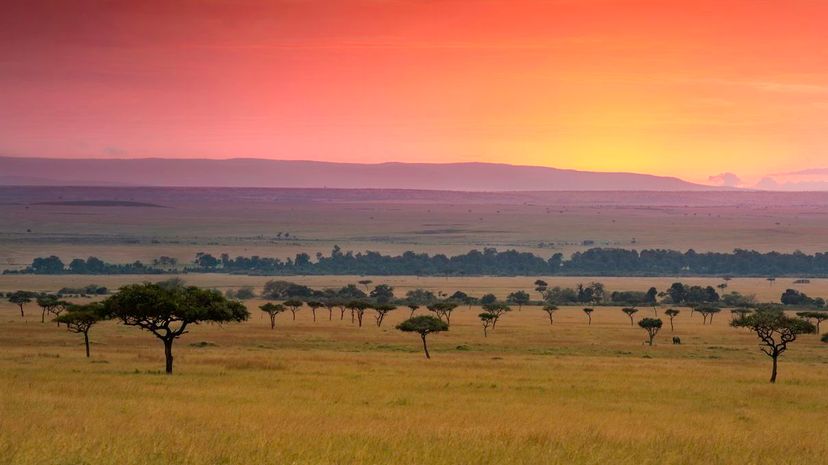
[672,336,681,345]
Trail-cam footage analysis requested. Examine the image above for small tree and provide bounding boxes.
[347,301,370,327]
[37,295,68,326]
[259,303,286,329]
[323,300,338,320]
[427,302,459,326]
[406,303,420,318]
[582,308,594,325]
[479,313,496,337]
[55,303,105,357]
[481,303,511,329]
[284,299,303,320]
[396,316,448,359]
[479,293,497,305]
[638,318,663,346]
[306,300,323,322]
[796,311,828,333]
[622,307,638,326]
[697,306,721,325]
[358,279,373,291]
[9,291,34,318]
[534,280,548,300]
[664,308,680,332]
[731,308,754,321]
[369,284,395,304]
[731,309,815,383]
[372,304,397,327]
[542,304,558,325]
[506,291,530,310]
[102,283,249,374]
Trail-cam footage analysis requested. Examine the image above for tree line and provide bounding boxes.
[11,246,828,277]
[8,278,827,382]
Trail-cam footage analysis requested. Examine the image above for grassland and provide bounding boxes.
[2,275,828,465]
[3,188,828,270]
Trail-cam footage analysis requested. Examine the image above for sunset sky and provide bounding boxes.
[2,0,827,187]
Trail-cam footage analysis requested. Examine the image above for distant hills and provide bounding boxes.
[0,157,715,191]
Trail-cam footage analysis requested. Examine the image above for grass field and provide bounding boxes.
[2,275,827,465]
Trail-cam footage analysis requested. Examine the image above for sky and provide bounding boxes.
[1,0,827,188]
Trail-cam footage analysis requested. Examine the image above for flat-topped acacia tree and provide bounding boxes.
[406,303,419,318]
[426,302,459,326]
[372,304,397,327]
[396,315,448,359]
[664,308,680,332]
[55,303,105,357]
[259,303,286,329]
[638,318,663,346]
[9,291,34,318]
[103,282,249,374]
[481,303,511,329]
[306,300,323,322]
[622,307,639,326]
[347,301,370,327]
[542,304,558,325]
[731,308,815,383]
[479,312,496,337]
[283,299,303,320]
[506,291,530,310]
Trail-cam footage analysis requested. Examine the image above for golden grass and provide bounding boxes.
[2,288,828,465]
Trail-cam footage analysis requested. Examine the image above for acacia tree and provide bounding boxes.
[347,301,370,327]
[406,303,420,318]
[582,308,594,325]
[323,300,338,320]
[55,303,104,357]
[697,306,721,325]
[664,308,680,332]
[37,295,68,325]
[796,311,828,333]
[358,279,373,291]
[284,299,303,320]
[396,315,448,359]
[534,280,548,300]
[481,303,511,329]
[427,302,459,326]
[731,309,815,383]
[479,313,496,337]
[622,307,639,326]
[638,318,663,346]
[259,303,286,329]
[306,300,323,322]
[506,291,531,310]
[9,291,34,318]
[372,303,397,327]
[102,283,249,374]
[542,304,558,325]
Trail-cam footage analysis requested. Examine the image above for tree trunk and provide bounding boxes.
[588,315,591,325]
[311,310,317,322]
[483,326,488,337]
[770,353,778,383]
[18,304,24,318]
[84,331,90,357]
[670,318,674,332]
[421,334,430,359]
[164,338,174,374]
[270,315,276,329]
[291,310,296,320]
[41,309,46,323]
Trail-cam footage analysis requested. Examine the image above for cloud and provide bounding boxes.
[708,172,742,187]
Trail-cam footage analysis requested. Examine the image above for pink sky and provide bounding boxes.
[2,0,828,186]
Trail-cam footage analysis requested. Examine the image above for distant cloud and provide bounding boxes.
[708,172,742,187]
[755,177,780,190]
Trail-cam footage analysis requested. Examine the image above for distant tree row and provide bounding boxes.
[13,247,828,277]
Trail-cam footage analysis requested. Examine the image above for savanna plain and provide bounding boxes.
[2,188,828,465]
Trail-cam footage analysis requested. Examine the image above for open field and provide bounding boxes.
[3,187,828,270]
[2,274,828,465]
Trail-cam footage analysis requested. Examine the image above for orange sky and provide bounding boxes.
[1,0,827,186]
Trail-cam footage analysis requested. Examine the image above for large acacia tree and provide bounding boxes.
[731,309,815,383]
[103,283,249,374]
[638,318,663,346]
[426,302,459,326]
